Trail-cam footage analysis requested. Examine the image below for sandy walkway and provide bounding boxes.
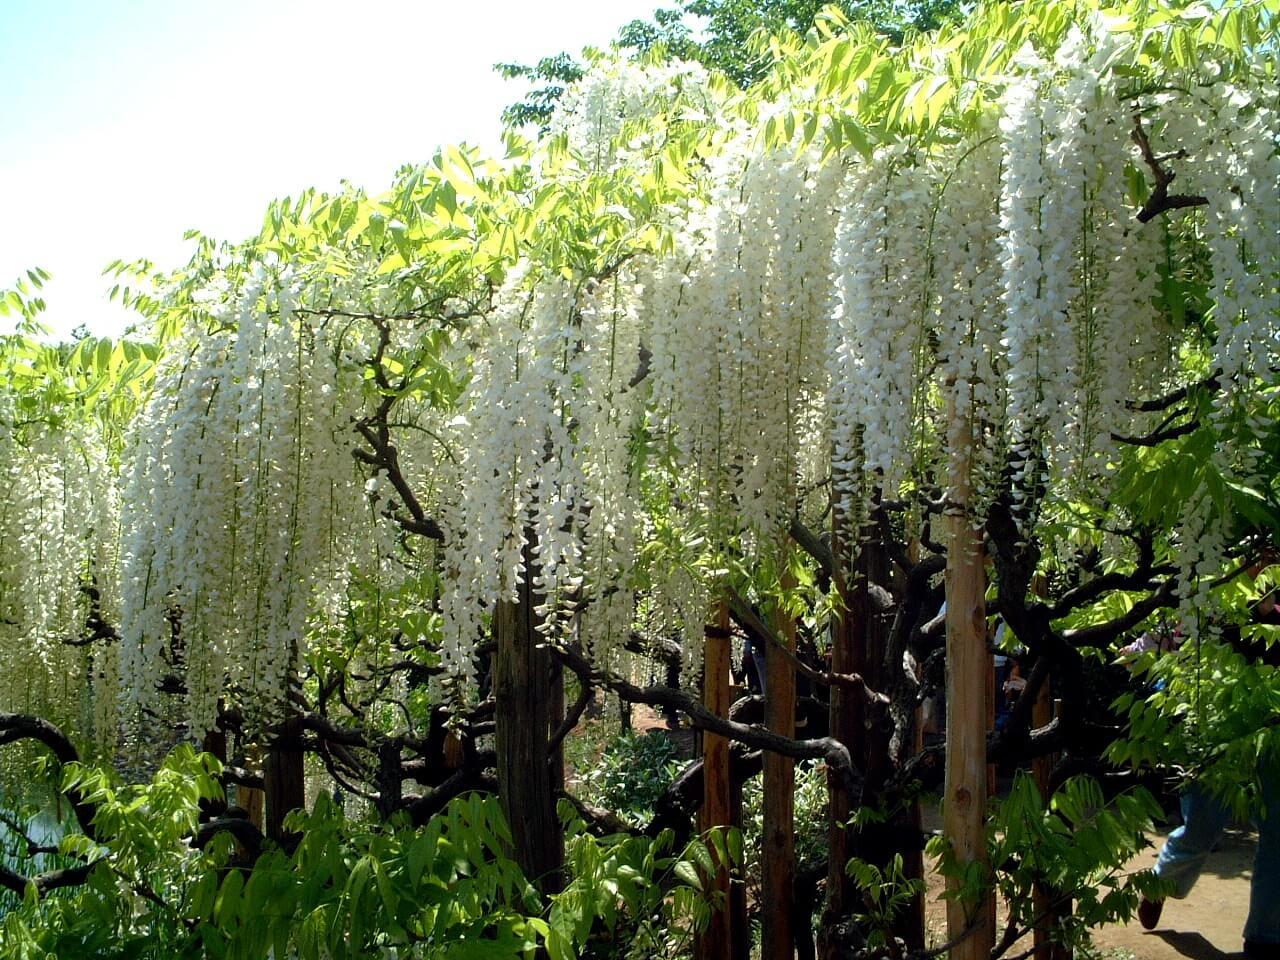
[919,813,1256,960]
[1090,827,1255,960]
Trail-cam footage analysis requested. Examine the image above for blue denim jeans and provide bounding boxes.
[1154,751,1280,945]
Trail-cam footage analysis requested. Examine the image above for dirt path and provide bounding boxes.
[1089,827,1255,960]
[920,825,1256,960]
[917,811,1256,960]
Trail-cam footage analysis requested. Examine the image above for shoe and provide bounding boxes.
[1137,897,1163,931]
[1244,941,1280,960]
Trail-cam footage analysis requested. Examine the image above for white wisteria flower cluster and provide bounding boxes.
[20,15,1262,737]
[426,38,1279,693]
[118,274,365,736]
[0,418,119,745]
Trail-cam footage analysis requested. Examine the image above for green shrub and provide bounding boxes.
[0,747,722,960]
[585,730,684,827]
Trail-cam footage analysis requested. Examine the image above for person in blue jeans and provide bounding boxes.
[1138,748,1280,959]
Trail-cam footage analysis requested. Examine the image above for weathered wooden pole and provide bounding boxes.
[494,536,564,892]
[1031,684,1054,796]
[264,714,304,847]
[1033,694,1070,960]
[549,655,565,797]
[696,600,735,960]
[763,566,797,960]
[942,395,995,960]
[242,742,265,832]
[201,718,228,817]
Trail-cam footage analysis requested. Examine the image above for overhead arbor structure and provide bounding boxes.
[1,0,1279,956]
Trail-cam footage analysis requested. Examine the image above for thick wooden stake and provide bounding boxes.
[242,743,264,832]
[986,632,999,943]
[943,398,995,960]
[1033,695,1070,960]
[264,714,304,848]
[763,568,797,960]
[697,601,734,960]
[1031,684,1054,796]
[494,537,564,893]
[201,721,228,817]
[857,521,926,951]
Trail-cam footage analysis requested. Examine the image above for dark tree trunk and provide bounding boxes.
[264,714,304,849]
[822,502,926,957]
[856,528,926,951]
[201,720,229,818]
[494,536,564,893]
[821,497,866,959]
[696,602,735,960]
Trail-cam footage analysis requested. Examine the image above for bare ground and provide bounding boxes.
[921,824,1256,960]
[1089,827,1254,960]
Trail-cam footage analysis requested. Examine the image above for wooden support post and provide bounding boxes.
[763,567,797,960]
[986,633,999,943]
[264,714,304,848]
[1029,573,1069,960]
[943,396,995,960]
[1033,695,1070,960]
[242,743,264,832]
[822,487,926,956]
[1032,682,1054,802]
[201,721,228,817]
[494,536,564,893]
[697,601,734,960]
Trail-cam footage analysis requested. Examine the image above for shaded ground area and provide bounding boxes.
[1090,827,1254,960]
[919,822,1255,960]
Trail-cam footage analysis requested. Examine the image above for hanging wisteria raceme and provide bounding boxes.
[739,143,841,539]
[1035,28,1101,484]
[427,24,1280,695]
[16,5,1253,731]
[1125,78,1280,631]
[829,144,932,520]
[0,418,119,744]
[930,134,1006,523]
[1078,98,1164,475]
[437,90,852,686]
[1200,83,1280,395]
[996,48,1056,516]
[549,58,715,174]
[118,273,366,737]
[436,270,594,696]
[644,131,841,537]
[575,272,645,668]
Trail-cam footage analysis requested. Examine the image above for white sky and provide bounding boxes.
[0,0,659,338]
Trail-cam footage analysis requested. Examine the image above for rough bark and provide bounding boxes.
[821,496,865,959]
[942,399,995,960]
[264,714,305,848]
[696,601,735,960]
[494,535,564,893]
